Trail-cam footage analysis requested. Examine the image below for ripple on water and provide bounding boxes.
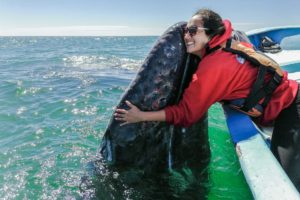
[62,55,142,70]
[1,169,30,199]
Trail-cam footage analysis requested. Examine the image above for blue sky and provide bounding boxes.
[1,0,300,36]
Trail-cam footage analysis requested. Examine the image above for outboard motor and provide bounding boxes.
[260,36,282,53]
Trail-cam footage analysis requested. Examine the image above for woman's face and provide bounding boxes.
[184,15,209,57]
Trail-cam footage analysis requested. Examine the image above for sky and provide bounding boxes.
[1,0,300,36]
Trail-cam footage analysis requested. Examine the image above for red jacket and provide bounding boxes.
[164,20,299,127]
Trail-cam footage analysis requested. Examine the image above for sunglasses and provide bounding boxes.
[184,25,208,36]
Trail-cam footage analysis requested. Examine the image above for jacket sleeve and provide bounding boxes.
[164,57,232,127]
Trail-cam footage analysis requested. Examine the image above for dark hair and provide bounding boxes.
[193,9,225,38]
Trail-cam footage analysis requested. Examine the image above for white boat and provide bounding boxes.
[223,26,300,200]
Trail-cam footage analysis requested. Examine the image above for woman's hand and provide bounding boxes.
[114,101,144,126]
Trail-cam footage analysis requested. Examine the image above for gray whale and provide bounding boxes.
[80,22,212,200]
[99,22,210,174]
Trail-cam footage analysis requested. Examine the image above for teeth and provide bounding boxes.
[187,42,194,46]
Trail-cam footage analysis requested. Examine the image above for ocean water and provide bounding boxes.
[0,36,299,200]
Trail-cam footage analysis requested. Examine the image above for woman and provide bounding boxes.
[114,9,300,190]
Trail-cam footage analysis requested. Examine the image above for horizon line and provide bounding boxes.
[0,25,166,37]
[0,35,161,37]
[0,22,283,37]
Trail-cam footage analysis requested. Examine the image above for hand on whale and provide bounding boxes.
[114,100,166,126]
[114,100,145,126]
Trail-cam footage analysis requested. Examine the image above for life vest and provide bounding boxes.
[206,37,283,117]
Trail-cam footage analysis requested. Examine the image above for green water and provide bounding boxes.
[208,104,252,199]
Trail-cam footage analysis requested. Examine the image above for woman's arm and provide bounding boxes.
[114,101,166,126]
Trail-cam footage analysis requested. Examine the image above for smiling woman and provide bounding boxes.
[114,8,300,193]
[183,9,225,57]
[114,9,231,127]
